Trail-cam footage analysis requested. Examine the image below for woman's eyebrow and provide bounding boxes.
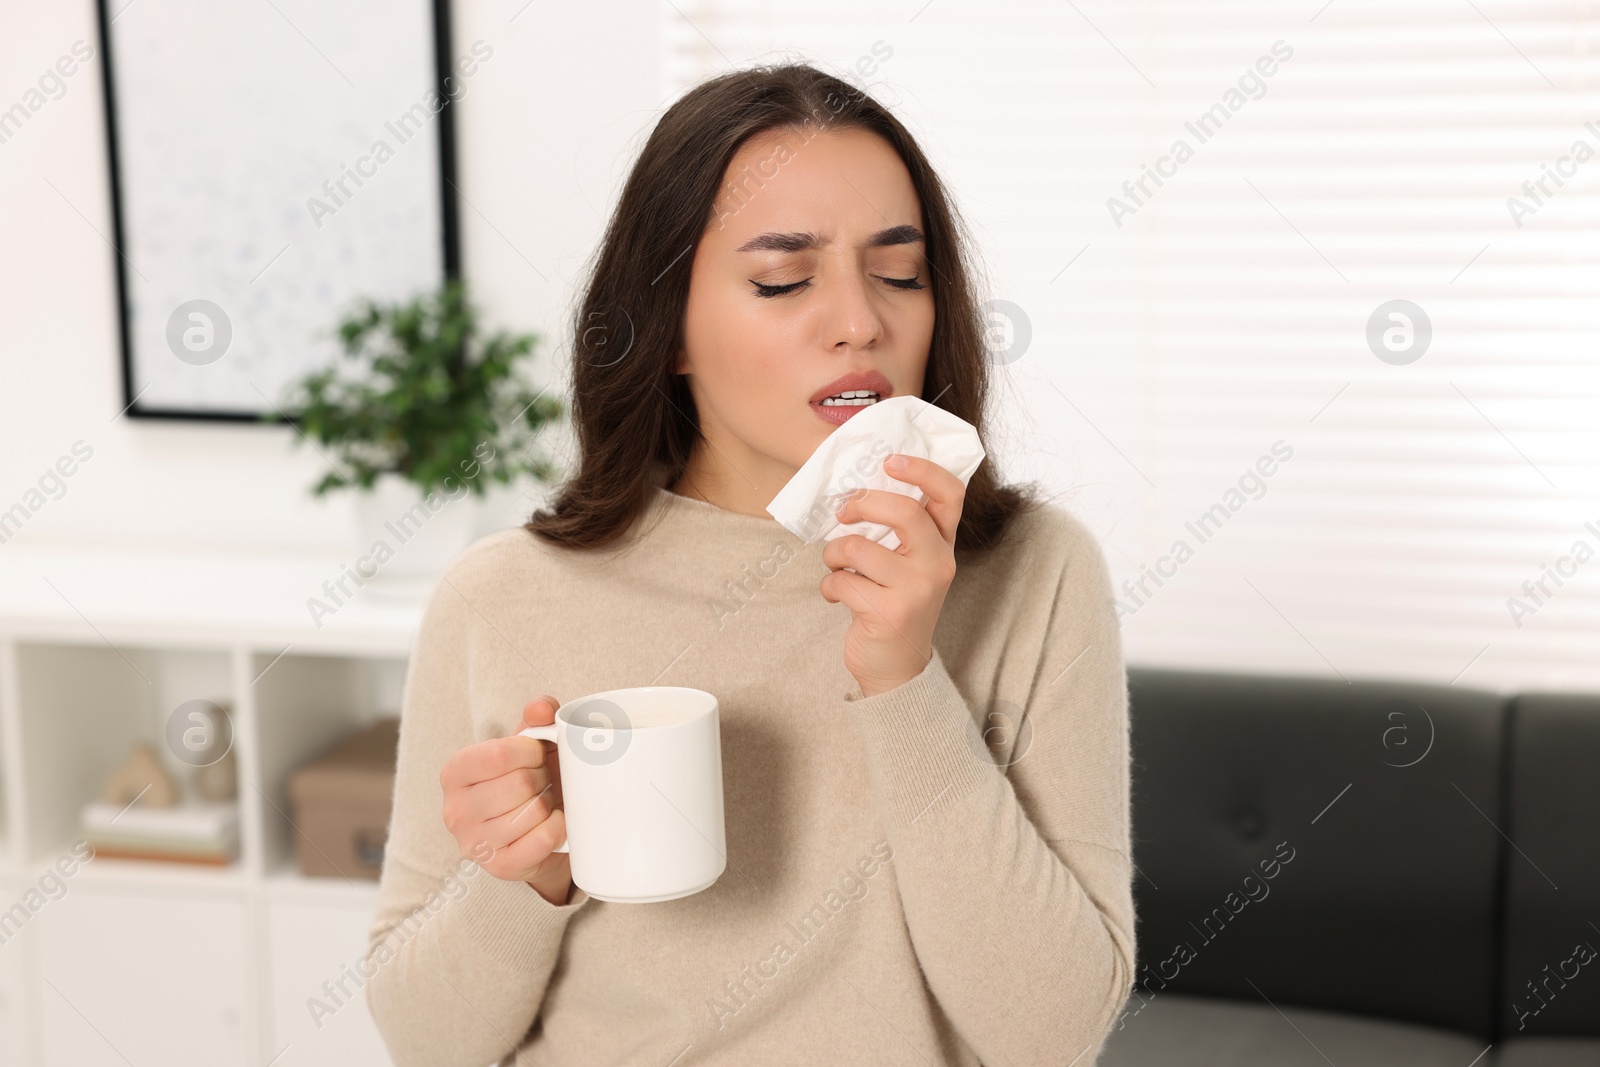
[735,225,925,253]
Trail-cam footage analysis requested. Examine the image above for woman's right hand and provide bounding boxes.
[440,695,574,905]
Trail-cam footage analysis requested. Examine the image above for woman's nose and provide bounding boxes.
[825,268,885,351]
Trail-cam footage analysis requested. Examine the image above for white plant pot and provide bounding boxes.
[352,474,481,581]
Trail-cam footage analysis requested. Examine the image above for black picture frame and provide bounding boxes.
[96,0,463,423]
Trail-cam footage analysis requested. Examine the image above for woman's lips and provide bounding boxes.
[810,398,878,425]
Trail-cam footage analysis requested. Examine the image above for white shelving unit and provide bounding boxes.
[0,540,432,1066]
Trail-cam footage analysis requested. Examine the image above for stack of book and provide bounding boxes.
[79,799,240,866]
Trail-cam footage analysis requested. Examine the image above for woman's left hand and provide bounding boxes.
[820,454,967,698]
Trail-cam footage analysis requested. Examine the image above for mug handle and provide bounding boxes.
[517,725,569,854]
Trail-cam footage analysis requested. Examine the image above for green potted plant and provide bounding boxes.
[270,279,564,578]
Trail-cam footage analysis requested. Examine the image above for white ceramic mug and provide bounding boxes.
[518,686,725,903]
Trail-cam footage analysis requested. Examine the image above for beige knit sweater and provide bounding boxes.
[365,478,1136,1066]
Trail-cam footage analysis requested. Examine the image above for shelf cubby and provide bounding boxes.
[252,651,405,885]
[12,641,241,880]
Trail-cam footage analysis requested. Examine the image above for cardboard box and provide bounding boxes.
[287,717,400,880]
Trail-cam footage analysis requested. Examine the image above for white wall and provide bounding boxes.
[0,0,661,555]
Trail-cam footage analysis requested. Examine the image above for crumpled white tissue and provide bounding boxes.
[766,394,986,552]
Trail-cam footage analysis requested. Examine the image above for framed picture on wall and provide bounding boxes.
[96,0,463,421]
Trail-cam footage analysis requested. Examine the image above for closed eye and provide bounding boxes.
[748,275,928,299]
[750,279,809,298]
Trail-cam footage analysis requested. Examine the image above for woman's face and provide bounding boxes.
[674,124,935,511]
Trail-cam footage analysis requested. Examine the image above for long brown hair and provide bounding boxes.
[525,61,1042,556]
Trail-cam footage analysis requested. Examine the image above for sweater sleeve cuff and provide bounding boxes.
[451,867,593,972]
[842,647,995,829]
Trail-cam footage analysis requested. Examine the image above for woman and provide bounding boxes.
[365,62,1134,1066]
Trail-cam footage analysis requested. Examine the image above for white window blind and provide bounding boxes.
[659,0,1600,693]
